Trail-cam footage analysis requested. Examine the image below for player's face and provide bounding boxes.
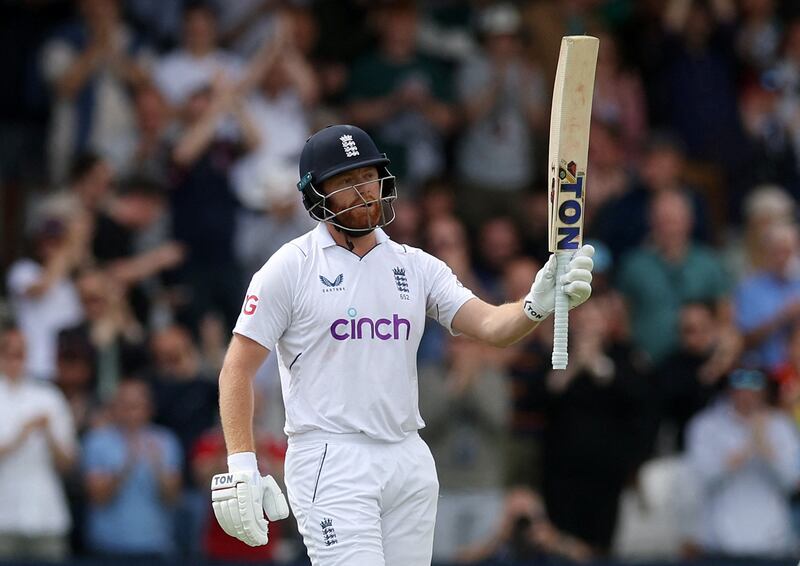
[322,166,383,230]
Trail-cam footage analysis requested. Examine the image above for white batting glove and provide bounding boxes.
[211,454,290,547]
[523,244,594,321]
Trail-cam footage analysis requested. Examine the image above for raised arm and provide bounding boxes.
[452,246,594,348]
[452,297,541,348]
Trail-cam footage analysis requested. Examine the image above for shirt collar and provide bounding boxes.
[313,222,390,249]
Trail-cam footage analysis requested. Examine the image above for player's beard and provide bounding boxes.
[333,196,382,232]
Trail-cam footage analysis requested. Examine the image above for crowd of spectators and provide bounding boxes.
[5,0,800,563]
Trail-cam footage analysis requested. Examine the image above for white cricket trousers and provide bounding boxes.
[284,430,439,566]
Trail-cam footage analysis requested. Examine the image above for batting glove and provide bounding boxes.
[211,454,290,547]
[523,244,594,321]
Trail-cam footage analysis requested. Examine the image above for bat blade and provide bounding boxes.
[547,35,599,370]
[548,35,598,253]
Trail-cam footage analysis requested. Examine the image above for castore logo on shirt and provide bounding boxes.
[320,273,345,293]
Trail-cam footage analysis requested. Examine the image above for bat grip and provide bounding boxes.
[552,251,571,369]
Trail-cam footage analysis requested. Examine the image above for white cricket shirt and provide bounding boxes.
[234,223,475,442]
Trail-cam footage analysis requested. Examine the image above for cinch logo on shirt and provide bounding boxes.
[330,308,411,341]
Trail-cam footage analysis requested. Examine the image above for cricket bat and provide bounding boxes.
[548,36,599,370]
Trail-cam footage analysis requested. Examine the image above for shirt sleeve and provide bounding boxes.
[421,251,475,335]
[233,244,303,351]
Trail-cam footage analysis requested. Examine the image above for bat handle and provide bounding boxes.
[552,250,571,369]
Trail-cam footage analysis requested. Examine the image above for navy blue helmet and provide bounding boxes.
[297,125,397,233]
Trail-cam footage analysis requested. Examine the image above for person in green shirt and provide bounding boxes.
[345,1,456,191]
[616,190,730,363]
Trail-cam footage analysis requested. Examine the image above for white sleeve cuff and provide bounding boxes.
[228,451,259,474]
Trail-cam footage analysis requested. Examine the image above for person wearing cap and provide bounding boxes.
[686,368,800,557]
[209,124,594,565]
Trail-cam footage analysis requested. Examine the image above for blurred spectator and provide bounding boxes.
[154,2,243,108]
[148,324,217,476]
[6,217,86,380]
[654,0,748,176]
[593,133,712,262]
[773,19,800,170]
[0,327,77,561]
[738,82,800,200]
[346,0,455,190]
[168,78,259,331]
[518,191,551,263]
[235,161,316,279]
[455,3,546,224]
[55,331,100,437]
[123,84,173,182]
[475,216,523,303]
[617,190,730,363]
[41,0,151,182]
[147,324,218,558]
[592,30,648,156]
[82,378,182,558]
[33,152,114,228]
[383,199,422,248]
[92,176,185,323]
[499,256,549,489]
[653,302,742,453]
[191,388,287,562]
[62,269,147,401]
[456,486,592,563]
[736,0,782,76]
[418,214,480,365]
[418,335,510,562]
[231,16,318,215]
[419,177,457,222]
[687,369,800,557]
[734,185,797,277]
[425,215,481,294]
[531,297,648,554]
[584,121,636,232]
[735,222,800,370]
[28,153,114,262]
[55,329,98,557]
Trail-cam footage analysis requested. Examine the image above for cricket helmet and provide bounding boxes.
[297,125,397,233]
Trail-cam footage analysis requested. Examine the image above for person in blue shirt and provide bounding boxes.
[735,222,800,370]
[82,378,182,558]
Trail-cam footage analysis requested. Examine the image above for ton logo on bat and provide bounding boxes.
[557,161,583,251]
